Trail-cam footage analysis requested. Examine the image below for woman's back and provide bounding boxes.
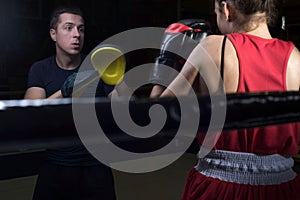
[227,33,295,92]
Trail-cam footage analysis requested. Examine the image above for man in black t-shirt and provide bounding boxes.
[24,5,116,200]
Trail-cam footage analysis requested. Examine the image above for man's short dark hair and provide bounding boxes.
[49,4,84,30]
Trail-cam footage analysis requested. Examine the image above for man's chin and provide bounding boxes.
[69,49,82,55]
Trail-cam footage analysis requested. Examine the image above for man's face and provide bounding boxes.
[50,13,85,56]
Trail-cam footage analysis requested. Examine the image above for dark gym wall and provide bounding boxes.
[0,0,216,100]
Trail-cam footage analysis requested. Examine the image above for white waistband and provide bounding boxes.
[195,150,296,185]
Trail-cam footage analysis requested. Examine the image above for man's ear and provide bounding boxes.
[50,28,56,42]
[222,1,232,22]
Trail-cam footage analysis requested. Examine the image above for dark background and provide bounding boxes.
[0,0,300,100]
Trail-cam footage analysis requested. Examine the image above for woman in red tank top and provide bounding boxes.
[161,0,300,199]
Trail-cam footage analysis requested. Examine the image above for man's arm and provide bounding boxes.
[48,90,63,99]
[24,87,63,99]
[24,87,46,99]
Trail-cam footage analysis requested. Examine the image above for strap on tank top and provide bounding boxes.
[220,35,227,80]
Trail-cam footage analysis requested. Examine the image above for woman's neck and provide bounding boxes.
[246,23,272,39]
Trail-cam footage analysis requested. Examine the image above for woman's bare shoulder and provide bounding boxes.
[201,34,225,44]
[197,35,225,52]
[190,35,226,64]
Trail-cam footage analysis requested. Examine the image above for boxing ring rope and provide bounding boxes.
[0,91,299,154]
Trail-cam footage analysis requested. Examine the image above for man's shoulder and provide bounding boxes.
[33,56,55,66]
[30,56,56,71]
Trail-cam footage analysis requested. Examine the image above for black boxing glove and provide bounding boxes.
[149,19,212,86]
[61,70,98,97]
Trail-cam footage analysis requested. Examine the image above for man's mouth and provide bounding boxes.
[72,43,80,48]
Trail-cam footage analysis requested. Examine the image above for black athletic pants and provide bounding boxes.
[32,162,116,200]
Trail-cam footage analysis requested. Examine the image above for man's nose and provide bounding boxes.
[73,27,80,37]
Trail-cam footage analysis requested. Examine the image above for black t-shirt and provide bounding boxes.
[27,55,114,166]
[27,55,113,97]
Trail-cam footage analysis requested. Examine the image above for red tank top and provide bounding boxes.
[207,33,299,155]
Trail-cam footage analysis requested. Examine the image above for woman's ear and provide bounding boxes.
[222,1,232,22]
[50,29,56,42]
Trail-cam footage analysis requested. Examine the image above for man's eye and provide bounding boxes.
[78,26,85,33]
[64,25,73,31]
[78,27,84,33]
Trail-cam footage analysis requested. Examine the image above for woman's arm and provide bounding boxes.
[160,36,223,98]
[286,47,300,91]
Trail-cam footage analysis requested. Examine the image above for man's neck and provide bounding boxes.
[56,53,81,70]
